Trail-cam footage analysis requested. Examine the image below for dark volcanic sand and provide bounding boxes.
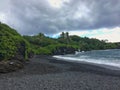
[0,55,120,90]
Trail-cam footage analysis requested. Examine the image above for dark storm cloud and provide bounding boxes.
[0,0,120,35]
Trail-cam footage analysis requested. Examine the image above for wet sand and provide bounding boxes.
[0,55,120,90]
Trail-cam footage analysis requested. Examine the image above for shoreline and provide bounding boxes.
[0,55,120,90]
[50,55,120,76]
[52,55,120,74]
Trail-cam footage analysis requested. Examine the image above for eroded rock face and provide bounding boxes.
[0,60,24,73]
[13,41,27,61]
[53,46,76,55]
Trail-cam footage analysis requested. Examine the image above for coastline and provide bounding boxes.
[52,55,120,76]
[0,55,120,90]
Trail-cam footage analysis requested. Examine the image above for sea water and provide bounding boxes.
[53,49,120,68]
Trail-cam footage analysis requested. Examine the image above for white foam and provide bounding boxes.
[53,55,120,68]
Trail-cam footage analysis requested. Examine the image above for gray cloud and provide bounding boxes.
[0,0,120,35]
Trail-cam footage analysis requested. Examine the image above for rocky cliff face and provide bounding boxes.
[53,46,76,55]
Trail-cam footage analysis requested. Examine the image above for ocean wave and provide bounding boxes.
[53,55,120,68]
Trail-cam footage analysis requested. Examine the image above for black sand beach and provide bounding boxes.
[0,55,120,90]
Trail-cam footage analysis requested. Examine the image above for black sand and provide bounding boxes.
[0,55,120,90]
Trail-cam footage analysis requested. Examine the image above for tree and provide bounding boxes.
[60,32,65,38]
[66,32,71,44]
[38,33,45,38]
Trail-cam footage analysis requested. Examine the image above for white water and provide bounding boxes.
[53,49,120,68]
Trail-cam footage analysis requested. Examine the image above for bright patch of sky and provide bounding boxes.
[0,13,7,23]
[73,5,91,19]
[0,0,120,42]
[47,0,69,8]
[51,27,120,42]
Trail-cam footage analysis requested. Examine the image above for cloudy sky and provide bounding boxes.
[0,0,120,42]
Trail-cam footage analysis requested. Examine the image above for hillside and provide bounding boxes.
[0,23,119,73]
[23,32,118,55]
[0,22,30,72]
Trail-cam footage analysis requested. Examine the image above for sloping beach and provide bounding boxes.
[0,55,120,90]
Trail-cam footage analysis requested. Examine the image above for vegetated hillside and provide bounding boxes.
[0,22,117,57]
[0,22,31,61]
[0,22,117,73]
[23,32,118,55]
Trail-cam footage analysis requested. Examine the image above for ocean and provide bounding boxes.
[53,49,120,68]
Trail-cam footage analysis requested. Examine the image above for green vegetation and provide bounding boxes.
[0,22,30,61]
[23,32,118,55]
[0,22,119,60]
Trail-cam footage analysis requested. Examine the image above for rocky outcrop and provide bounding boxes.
[53,46,77,55]
[0,60,24,73]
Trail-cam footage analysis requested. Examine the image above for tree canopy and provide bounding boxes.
[23,32,118,55]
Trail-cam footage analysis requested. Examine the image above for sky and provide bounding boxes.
[0,0,120,42]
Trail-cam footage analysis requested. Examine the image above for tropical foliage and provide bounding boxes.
[23,32,118,55]
[0,22,119,60]
[0,23,30,61]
